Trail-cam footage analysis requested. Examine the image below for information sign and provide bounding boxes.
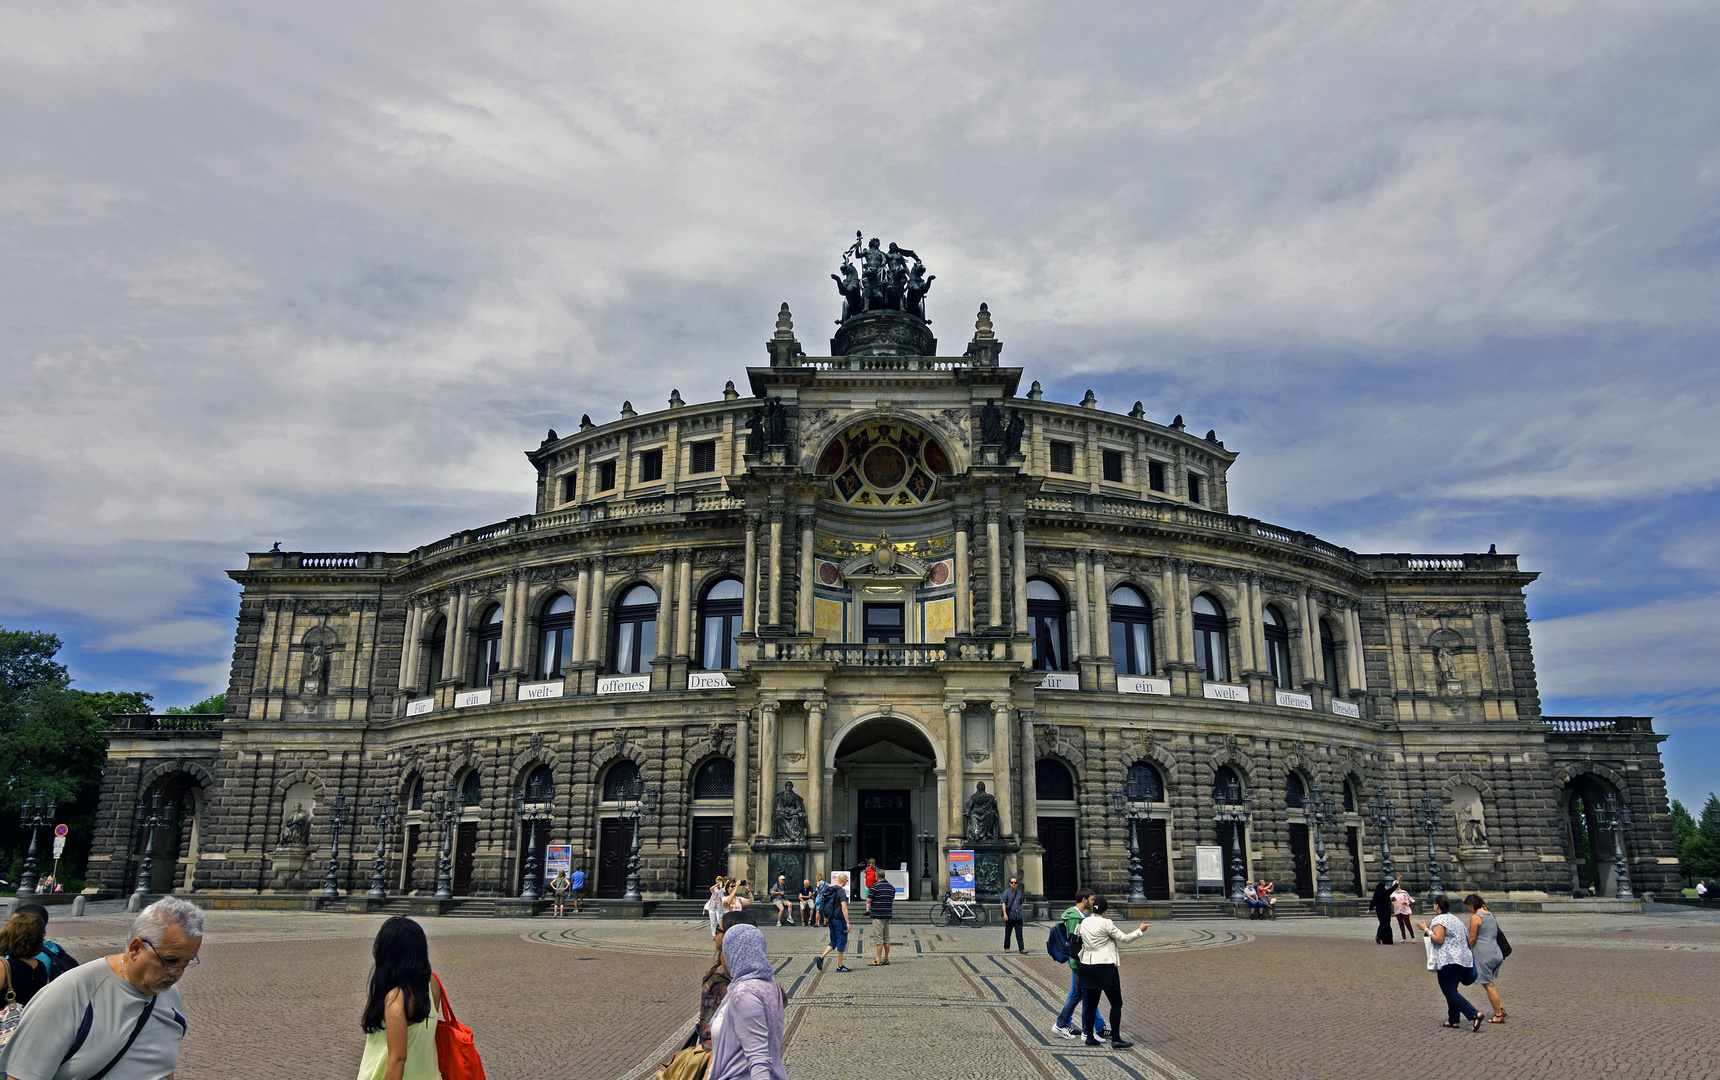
[1117,676,1171,696]
[597,675,651,695]
[1274,690,1313,710]
[1202,682,1250,702]
[53,835,66,858]
[947,850,976,899]
[688,672,733,690]
[543,845,572,880]
[1195,845,1225,887]
[1331,699,1361,718]
[518,681,564,701]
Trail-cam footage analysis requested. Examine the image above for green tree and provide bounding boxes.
[1675,793,1720,885]
[1672,800,1698,886]
[166,693,225,715]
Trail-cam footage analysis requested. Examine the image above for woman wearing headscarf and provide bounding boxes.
[708,925,787,1080]
[1367,876,1393,944]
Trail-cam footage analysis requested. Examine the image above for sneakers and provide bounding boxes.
[835,966,853,972]
[1084,1038,1103,1047]
[814,955,824,971]
[1053,1024,1081,1041]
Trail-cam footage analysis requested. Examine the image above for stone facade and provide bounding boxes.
[90,271,1678,904]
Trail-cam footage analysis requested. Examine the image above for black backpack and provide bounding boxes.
[1047,921,1074,964]
[819,885,844,919]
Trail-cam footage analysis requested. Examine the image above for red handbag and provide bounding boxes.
[431,974,487,1080]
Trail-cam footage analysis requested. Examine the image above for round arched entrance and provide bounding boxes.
[830,715,939,899]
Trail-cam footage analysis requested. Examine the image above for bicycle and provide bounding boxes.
[929,892,991,928]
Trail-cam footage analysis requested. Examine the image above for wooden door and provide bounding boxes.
[687,817,732,898]
[597,818,635,898]
[1288,823,1314,897]
[452,822,478,896]
[1346,827,1363,895]
[1137,819,1170,900]
[1038,817,1078,899]
[402,824,421,893]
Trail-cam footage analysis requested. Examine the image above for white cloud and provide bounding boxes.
[1533,595,1720,699]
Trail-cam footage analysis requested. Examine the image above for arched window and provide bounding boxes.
[699,578,745,670]
[1285,772,1307,808]
[1110,585,1154,676]
[408,776,424,811]
[538,593,575,680]
[1262,605,1291,688]
[603,759,641,802]
[612,584,658,674]
[1193,594,1229,681]
[424,616,446,687]
[522,764,553,801]
[1027,579,1068,671]
[1321,619,1340,688]
[1342,780,1356,813]
[1126,762,1165,802]
[693,758,735,799]
[460,770,482,807]
[474,605,504,683]
[1035,759,1076,801]
[1212,765,1244,802]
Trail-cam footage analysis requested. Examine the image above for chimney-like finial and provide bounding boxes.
[669,389,685,409]
[1130,401,1145,419]
[579,413,594,430]
[620,400,637,419]
[722,380,739,401]
[1080,390,1098,409]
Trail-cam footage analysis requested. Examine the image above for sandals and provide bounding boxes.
[1487,1013,1507,1024]
[1441,1022,1461,1029]
[1471,1014,1484,1032]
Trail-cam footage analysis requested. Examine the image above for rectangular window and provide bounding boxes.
[1187,473,1202,504]
[863,603,905,644]
[561,475,577,504]
[596,460,617,492]
[639,448,663,483]
[1102,449,1124,483]
[690,440,716,474]
[1049,441,1074,474]
[1148,461,1166,492]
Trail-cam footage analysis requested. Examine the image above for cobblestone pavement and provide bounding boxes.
[35,904,1720,1079]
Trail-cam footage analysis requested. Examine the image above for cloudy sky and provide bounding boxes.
[3,1,1716,806]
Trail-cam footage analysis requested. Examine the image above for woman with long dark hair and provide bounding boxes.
[357,916,440,1080]
[1417,895,1482,1032]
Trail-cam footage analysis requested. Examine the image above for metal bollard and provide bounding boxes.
[73,895,87,917]
[126,893,143,913]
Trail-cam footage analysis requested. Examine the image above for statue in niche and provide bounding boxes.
[301,643,328,696]
[1436,645,1457,683]
[279,803,311,848]
[1458,800,1488,848]
[744,409,765,455]
[1003,409,1025,458]
[979,399,1006,445]
[771,781,807,843]
[965,781,1001,842]
[763,397,789,446]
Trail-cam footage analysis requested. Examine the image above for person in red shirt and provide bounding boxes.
[864,859,878,897]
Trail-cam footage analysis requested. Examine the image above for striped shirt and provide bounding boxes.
[867,879,896,919]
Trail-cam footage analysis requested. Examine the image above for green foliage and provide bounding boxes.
[0,628,69,721]
[166,692,225,715]
[1672,793,1720,884]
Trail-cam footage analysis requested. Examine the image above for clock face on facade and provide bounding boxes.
[819,421,950,507]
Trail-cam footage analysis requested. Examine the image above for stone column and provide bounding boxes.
[1300,587,1318,685]
[586,558,606,668]
[804,696,825,838]
[1247,575,1265,674]
[768,510,784,628]
[1176,561,1195,671]
[986,510,1003,628]
[732,708,750,860]
[498,574,517,672]
[798,515,816,635]
[954,515,972,635]
[571,561,591,665]
[1349,606,1368,692]
[675,549,693,659]
[1011,515,1028,634]
[513,576,533,674]
[1236,577,1256,674]
[398,599,421,690]
[1073,548,1093,659]
[1019,707,1041,895]
[742,515,760,636]
[991,699,1014,837]
[758,700,779,839]
[440,588,463,684]
[657,556,675,662]
[1093,552,1110,661]
[1160,562,1180,665]
[945,701,966,843]
[935,769,950,895]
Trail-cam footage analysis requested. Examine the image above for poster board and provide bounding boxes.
[544,845,572,882]
[947,850,976,899]
[1195,844,1225,897]
[828,870,853,898]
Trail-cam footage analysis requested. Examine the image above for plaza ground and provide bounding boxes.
[36,902,1720,1080]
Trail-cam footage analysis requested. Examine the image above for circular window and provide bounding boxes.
[863,446,908,489]
[821,421,949,508]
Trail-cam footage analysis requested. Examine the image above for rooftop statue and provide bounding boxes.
[833,233,933,323]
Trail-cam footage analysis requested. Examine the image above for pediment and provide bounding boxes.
[835,740,935,768]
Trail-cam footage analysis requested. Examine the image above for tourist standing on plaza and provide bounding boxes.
[0,896,202,1080]
[1390,878,1415,942]
[1418,896,1482,1031]
[770,876,792,926]
[1464,894,1508,1023]
[1368,876,1394,944]
[866,871,896,965]
[14,903,80,982]
[1075,896,1148,1050]
[1051,889,1107,1042]
[1000,877,1026,953]
[708,878,728,937]
[815,878,852,972]
[709,925,787,1080]
[358,916,442,1080]
[549,870,571,918]
[0,911,49,1007]
[798,879,816,927]
[569,865,586,912]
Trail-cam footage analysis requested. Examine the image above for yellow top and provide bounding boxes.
[356,980,441,1080]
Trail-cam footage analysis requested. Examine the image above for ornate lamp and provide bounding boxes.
[132,791,164,898]
[618,778,658,902]
[917,830,935,880]
[1599,793,1635,900]
[1213,779,1253,902]
[1110,777,1152,903]
[433,783,460,901]
[516,774,556,901]
[321,792,350,899]
[17,789,58,898]
[368,795,398,901]
[1307,782,1335,902]
[1366,795,1397,882]
[1414,793,1444,898]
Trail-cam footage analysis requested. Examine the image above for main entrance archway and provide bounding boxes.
[831,715,939,899]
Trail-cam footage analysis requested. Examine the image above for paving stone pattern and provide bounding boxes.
[38,907,1720,1079]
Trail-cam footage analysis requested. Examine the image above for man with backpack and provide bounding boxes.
[814,876,852,973]
[1048,889,1108,1041]
[14,904,79,982]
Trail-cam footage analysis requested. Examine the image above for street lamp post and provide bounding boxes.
[1213,778,1254,902]
[1307,783,1335,902]
[917,830,935,881]
[1599,793,1635,900]
[434,784,461,901]
[1110,778,1152,903]
[368,795,398,901]
[321,792,350,899]
[1414,793,1444,899]
[132,791,164,898]
[833,829,852,873]
[16,789,58,898]
[1366,796,1397,883]
[516,774,556,901]
[618,779,658,903]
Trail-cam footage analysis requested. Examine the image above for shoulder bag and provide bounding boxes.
[1496,923,1512,959]
[431,973,487,1080]
[0,958,20,1048]
[1422,930,1438,972]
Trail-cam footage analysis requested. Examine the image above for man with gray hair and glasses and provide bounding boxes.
[0,896,203,1080]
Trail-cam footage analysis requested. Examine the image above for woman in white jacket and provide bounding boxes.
[1075,896,1150,1049]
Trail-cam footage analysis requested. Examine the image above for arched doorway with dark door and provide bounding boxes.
[829,714,941,900]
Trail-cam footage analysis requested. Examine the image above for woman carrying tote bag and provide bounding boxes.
[358,917,441,1080]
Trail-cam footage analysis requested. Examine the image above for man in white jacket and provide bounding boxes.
[1074,896,1150,1049]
